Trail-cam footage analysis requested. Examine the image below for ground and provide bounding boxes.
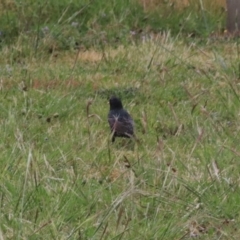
[1,33,240,238]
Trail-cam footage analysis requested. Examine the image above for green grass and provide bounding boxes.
[1,36,240,239]
[0,0,225,51]
[1,0,240,239]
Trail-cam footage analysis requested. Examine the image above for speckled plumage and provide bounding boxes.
[108,96,134,142]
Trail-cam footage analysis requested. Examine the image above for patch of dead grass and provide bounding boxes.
[139,0,226,11]
[57,46,125,64]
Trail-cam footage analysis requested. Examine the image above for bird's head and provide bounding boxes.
[109,96,123,110]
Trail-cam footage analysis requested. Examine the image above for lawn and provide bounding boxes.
[1,0,240,239]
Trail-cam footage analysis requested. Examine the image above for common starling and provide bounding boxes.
[108,96,134,142]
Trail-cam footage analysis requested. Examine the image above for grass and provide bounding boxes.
[1,0,240,239]
[2,35,240,239]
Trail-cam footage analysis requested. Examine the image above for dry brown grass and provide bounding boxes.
[58,47,125,64]
[139,0,226,11]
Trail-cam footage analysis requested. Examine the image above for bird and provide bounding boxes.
[108,96,134,142]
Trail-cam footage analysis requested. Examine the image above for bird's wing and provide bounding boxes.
[108,110,134,135]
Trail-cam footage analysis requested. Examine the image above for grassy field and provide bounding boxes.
[1,0,240,239]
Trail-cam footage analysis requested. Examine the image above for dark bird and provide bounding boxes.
[108,96,134,142]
